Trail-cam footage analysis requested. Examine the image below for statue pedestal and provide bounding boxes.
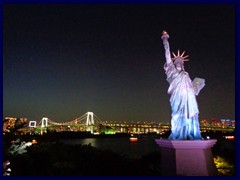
[155,139,218,176]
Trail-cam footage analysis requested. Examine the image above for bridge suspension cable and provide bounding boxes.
[37,112,103,127]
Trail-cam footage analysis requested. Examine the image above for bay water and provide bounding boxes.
[60,136,161,158]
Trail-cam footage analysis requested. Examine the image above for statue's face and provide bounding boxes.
[175,62,183,71]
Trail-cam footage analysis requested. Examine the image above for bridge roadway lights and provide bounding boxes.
[155,139,218,176]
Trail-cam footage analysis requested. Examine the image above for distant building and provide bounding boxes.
[3,117,28,133]
[211,118,216,126]
[3,117,17,132]
[15,118,28,127]
[200,119,210,127]
[220,118,235,127]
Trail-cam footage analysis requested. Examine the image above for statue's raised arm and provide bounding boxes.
[161,31,172,64]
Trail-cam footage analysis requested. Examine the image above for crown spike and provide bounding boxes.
[181,51,185,57]
[171,50,190,62]
[172,52,177,57]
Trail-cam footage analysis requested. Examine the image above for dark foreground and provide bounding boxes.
[3,132,235,176]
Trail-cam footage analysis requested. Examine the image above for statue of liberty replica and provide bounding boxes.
[161,30,205,140]
[156,31,217,176]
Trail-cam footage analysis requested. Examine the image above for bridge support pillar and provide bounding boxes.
[41,117,48,127]
[86,112,94,125]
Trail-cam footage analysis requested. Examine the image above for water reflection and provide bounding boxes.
[59,137,235,175]
[60,136,160,158]
[81,138,98,147]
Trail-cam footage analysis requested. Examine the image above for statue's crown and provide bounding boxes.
[172,50,189,64]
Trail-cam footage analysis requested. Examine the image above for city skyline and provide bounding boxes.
[3,4,235,123]
[3,111,236,123]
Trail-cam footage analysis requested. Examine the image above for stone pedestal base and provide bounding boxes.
[155,139,217,176]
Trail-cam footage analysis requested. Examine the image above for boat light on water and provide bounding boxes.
[224,136,234,140]
[129,134,138,142]
[32,139,37,144]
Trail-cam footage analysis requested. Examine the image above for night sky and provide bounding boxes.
[3,4,235,123]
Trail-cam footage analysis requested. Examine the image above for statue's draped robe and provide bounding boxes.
[164,61,202,140]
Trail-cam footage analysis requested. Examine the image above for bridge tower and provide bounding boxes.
[86,112,94,125]
[40,117,48,127]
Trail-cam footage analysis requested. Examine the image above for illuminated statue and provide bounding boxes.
[161,31,205,140]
